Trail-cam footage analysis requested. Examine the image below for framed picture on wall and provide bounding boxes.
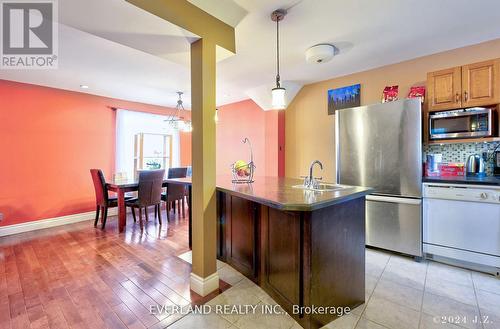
[327,83,361,115]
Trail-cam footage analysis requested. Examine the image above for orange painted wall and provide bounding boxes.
[277,111,285,177]
[0,80,282,226]
[264,110,279,177]
[216,99,266,176]
[263,110,285,177]
[0,80,183,226]
[179,131,192,167]
[214,99,284,177]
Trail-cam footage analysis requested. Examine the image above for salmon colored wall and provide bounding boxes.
[214,99,283,177]
[265,110,279,177]
[263,110,285,177]
[0,80,280,227]
[216,99,266,176]
[277,111,285,177]
[179,132,192,167]
[286,38,500,182]
[0,80,184,226]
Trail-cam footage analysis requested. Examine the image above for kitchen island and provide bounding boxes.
[167,176,372,329]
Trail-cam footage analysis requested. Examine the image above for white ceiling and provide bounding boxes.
[2,0,500,109]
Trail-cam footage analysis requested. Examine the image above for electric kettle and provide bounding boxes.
[494,151,500,176]
[466,154,486,177]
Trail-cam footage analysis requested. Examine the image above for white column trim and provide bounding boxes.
[190,272,219,297]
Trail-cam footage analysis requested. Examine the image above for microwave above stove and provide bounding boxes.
[429,107,496,140]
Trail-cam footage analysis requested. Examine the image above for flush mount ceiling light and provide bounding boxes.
[80,84,89,89]
[165,92,192,132]
[271,9,287,110]
[305,44,336,64]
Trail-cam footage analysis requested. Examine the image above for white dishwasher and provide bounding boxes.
[423,183,500,273]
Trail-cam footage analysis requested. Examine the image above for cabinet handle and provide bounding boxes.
[464,91,468,102]
[455,92,460,103]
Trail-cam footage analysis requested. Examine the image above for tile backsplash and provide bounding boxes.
[423,141,500,176]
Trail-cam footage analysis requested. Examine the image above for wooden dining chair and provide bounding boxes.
[125,169,165,229]
[161,167,188,221]
[185,166,192,205]
[168,167,188,179]
[90,169,124,229]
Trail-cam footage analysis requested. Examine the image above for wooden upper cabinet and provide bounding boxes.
[462,59,500,107]
[427,58,500,112]
[427,67,462,111]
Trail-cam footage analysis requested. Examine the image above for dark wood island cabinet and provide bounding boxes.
[215,177,372,328]
[167,176,372,328]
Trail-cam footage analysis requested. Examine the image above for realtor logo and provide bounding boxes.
[1,0,58,69]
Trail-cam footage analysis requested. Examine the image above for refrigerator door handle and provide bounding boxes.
[366,195,422,205]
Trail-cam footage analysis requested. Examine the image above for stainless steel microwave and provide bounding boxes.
[429,107,495,140]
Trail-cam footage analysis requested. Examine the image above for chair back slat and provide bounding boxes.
[168,167,188,179]
[165,183,186,202]
[138,170,165,206]
[90,169,107,205]
[166,167,188,202]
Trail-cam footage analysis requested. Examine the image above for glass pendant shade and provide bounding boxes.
[176,120,185,131]
[182,121,192,133]
[165,92,192,131]
[271,87,286,110]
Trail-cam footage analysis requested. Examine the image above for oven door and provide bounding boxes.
[429,108,493,139]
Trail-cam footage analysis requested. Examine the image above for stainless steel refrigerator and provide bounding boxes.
[335,98,422,257]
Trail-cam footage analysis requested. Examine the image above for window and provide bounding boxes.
[116,109,180,178]
[134,132,172,176]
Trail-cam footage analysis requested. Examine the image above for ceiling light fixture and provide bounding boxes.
[271,9,287,110]
[165,92,192,132]
[305,44,336,64]
[80,84,89,89]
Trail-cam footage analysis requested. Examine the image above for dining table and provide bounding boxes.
[107,177,193,247]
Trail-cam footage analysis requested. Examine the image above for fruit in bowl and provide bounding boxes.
[234,160,249,177]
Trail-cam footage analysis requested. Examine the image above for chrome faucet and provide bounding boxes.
[304,160,323,189]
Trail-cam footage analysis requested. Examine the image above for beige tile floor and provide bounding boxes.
[172,249,500,329]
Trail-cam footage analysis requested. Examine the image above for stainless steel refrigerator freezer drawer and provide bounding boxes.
[366,195,422,257]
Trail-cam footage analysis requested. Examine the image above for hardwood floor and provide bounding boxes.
[0,207,229,329]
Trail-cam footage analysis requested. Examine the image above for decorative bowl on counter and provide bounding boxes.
[230,137,256,183]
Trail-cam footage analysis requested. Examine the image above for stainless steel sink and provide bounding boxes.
[292,183,351,192]
[295,160,353,192]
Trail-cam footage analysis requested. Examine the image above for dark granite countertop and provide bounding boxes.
[423,176,500,186]
[165,176,373,211]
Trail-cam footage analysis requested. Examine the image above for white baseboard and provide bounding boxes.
[0,208,118,237]
[190,272,219,297]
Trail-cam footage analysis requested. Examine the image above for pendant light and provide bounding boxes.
[271,9,287,110]
[165,92,192,132]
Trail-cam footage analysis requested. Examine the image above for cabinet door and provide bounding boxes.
[225,195,259,279]
[260,207,301,311]
[462,59,500,107]
[427,67,462,111]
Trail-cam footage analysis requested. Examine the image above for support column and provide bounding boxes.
[189,38,219,296]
